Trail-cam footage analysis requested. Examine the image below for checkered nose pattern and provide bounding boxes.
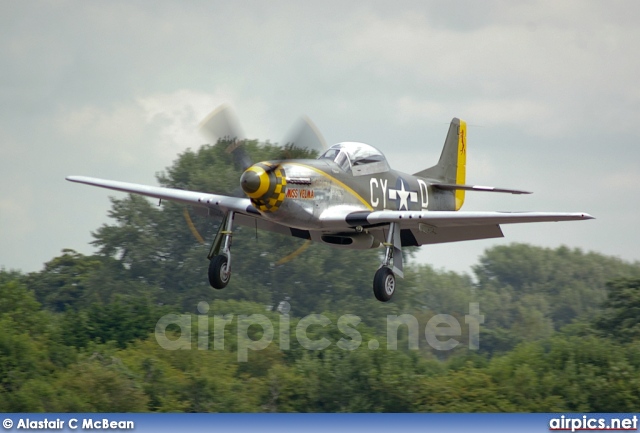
[240,162,287,213]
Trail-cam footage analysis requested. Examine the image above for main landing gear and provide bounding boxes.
[208,211,234,289]
[373,221,404,302]
[208,212,403,302]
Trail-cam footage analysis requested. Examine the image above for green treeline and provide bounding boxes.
[1,141,639,412]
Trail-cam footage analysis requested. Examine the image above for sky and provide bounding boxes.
[1,0,639,276]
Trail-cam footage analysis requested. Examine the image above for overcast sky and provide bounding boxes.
[2,1,639,276]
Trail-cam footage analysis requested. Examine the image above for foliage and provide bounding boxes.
[472,244,640,354]
[594,278,640,341]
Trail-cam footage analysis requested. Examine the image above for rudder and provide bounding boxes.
[414,118,467,210]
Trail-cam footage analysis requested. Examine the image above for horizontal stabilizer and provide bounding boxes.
[432,183,532,195]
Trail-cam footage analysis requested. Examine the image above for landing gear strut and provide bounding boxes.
[373,221,403,302]
[208,211,234,289]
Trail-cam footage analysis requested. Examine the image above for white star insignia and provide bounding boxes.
[396,180,410,210]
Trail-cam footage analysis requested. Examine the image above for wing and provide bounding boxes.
[345,210,594,226]
[66,175,314,238]
[66,176,257,214]
[66,176,272,223]
[342,210,594,246]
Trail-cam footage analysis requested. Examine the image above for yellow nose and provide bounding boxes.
[240,165,270,199]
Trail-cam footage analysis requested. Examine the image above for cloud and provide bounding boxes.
[0,195,33,237]
[322,3,640,139]
[56,104,149,166]
[603,171,640,193]
[395,96,554,134]
[2,0,640,276]
[137,89,234,159]
[54,89,250,169]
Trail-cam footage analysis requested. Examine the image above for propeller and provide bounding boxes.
[198,104,251,172]
[281,115,327,158]
[185,105,327,263]
[198,105,326,174]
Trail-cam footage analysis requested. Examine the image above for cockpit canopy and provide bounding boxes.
[318,142,390,175]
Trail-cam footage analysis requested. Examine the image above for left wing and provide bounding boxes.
[344,210,594,227]
[341,210,594,246]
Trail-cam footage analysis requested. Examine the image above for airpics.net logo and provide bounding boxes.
[154,302,484,362]
[549,415,638,432]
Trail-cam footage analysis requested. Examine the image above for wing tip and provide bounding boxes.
[66,175,94,184]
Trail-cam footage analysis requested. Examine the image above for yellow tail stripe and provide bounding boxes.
[455,120,467,210]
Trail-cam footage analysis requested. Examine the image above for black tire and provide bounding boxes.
[373,267,395,302]
[208,255,230,289]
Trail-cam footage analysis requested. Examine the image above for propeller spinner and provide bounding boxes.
[240,162,287,212]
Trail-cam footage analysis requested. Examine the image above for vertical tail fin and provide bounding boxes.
[413,118,467,210]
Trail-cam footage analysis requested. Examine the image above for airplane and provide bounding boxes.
[67,110,593,302]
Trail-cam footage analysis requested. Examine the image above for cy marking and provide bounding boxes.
[370,177,429,210]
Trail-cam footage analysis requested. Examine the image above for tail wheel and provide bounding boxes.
[373,267,395,302]
[209,255,230,289]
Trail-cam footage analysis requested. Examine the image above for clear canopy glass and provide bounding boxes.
[318,142,387,171]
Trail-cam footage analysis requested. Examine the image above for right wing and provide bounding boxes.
[66,175,258,216]
[66,175,312,239]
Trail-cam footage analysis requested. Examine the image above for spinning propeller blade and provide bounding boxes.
[198,104,251,172]
[281,115,327,157]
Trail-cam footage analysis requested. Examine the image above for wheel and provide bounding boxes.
[208,255,230,289]
[373,267,395,302]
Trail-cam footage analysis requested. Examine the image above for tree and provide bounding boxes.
[24,249,143,312]
[472,244,640,353]
[594,278,640,341]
